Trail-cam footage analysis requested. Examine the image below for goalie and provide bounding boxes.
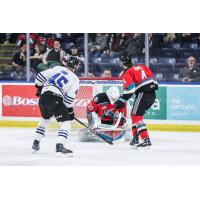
[79,86,128,143]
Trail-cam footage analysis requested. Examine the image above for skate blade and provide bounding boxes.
[56,152,73,158]
[136,146,151,151]
[32,149,39,154]
[130,145,138,149]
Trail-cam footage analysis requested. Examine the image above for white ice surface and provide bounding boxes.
[0,128,200,166]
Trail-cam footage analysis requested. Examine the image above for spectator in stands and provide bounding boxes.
[134,33,145,57]
[87,72,95,77]
[30,43,45,73]
[163,33,177,47]
[107,33,126,53]
[121,33,145,57]
[38,33,55,50]
[90,33,108,58]
[101,33,126,60]
[149,33,164,57]
[65,45,84,61]
[36,39,66,72]
[123,34,138,57]
[16,33,47,51]
[102,68,112,77]
[180,33,199,46]
[101,49,115,61]
[10,43,26,79]
[62,45,84,76]
[61,33,80,50]
[0,34,18,44]
[179,56,200,82]
[16,34,26,47]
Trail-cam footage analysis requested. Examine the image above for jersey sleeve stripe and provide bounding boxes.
[65,95,74,100]
[127,83,135,90]
[36,76,45,84]
[124,87,135,94]
[64,95,74,100]
[64,99,73,103]
[64,97,73,102]
[64,99,73,104]
[36,78,44,84]
[37,73,46,82]
[38,73,46,81]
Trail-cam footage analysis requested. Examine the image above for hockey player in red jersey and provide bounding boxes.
[87,86,125,126]
[79,86,127,142]
[114,55,158,148]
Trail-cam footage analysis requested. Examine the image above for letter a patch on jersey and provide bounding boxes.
[141,70,147,79]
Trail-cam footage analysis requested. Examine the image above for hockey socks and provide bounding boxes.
[131,115,149,138]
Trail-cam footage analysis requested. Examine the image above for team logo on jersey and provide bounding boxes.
[94,97,98,103]
[88,105,94,110]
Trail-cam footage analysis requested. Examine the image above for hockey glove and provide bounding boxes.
[115,98,126,109]
[68,107,74,120]
[35,85,42,97]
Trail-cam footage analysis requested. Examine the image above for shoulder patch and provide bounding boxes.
[88,105,94,110]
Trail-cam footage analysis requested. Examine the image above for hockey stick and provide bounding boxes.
[74,117,113,145]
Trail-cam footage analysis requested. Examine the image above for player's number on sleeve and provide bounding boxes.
[49,73,68,88]
[141,70,147,79]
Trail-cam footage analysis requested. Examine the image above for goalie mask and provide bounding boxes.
[106,86,120,105]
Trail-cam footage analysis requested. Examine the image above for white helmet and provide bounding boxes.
[106,86,120,105]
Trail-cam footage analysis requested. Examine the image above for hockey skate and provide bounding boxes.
[130,135,139,148]
[56,143,73,156]
[32,140,40,153]
[136,137,151,149]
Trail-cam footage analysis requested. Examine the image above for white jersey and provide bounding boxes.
[35,66,80,108]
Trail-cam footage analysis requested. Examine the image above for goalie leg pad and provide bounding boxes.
[79,128,95,142]
[96,130,126,142]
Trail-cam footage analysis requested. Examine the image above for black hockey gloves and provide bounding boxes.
[35,84,42,97]
[115,93,134,109]
[114,98,126,109]
[68,107,74,120]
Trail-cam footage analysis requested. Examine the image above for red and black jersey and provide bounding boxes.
[121,64,158,94]
[87,93,125,124]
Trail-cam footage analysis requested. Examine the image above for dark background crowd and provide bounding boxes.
[0,33,200,82]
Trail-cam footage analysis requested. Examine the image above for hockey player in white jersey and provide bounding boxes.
[32,56,79,155]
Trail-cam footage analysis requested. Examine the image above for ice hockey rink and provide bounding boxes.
[0,127,200,166]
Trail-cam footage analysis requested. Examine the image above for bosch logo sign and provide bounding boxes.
[2,95,39,106]
[2,95,13,106]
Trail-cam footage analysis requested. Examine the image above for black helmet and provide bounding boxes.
[120,54,132,66]
[66,56,79,69]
